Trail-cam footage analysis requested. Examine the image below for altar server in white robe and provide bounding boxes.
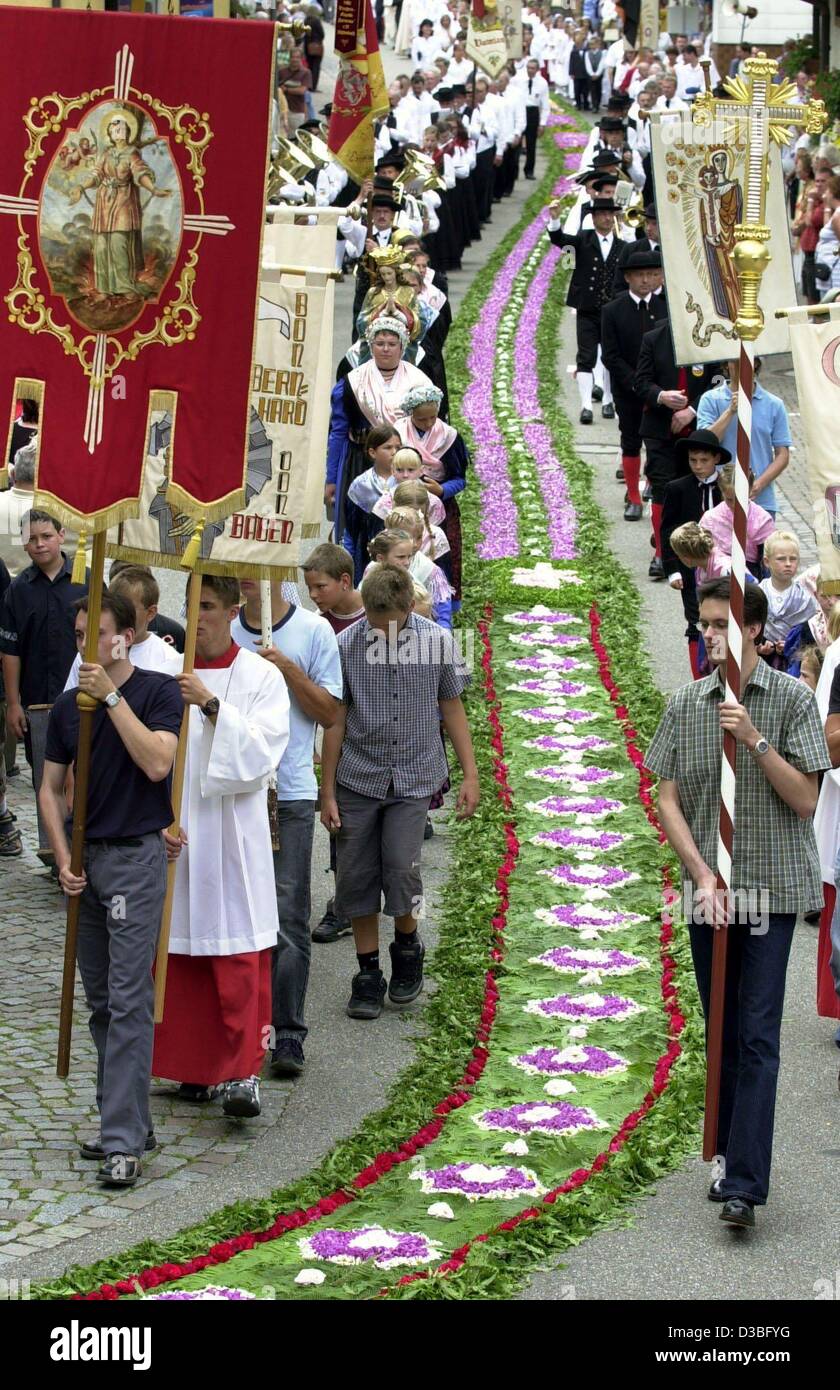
[153,576,290,1120]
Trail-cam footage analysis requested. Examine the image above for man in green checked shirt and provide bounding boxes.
[644,579,830,1231]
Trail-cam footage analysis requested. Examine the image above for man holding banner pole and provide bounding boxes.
[645,54,831,1229]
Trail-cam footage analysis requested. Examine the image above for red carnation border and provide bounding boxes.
[77,603,684,1302]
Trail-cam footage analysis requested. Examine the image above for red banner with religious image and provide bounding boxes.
[0,9,275,528]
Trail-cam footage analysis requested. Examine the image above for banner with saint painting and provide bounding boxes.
[0,9,275,528]
[650,114,795,364]
[111,278,330,578]
[788,306,840,595]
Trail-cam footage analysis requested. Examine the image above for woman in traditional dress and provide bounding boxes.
[396,382,468,604]
[325,318,433,542]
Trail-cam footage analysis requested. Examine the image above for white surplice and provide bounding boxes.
[169,647,290,957]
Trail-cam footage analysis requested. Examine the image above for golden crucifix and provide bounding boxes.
[693,54,827,340]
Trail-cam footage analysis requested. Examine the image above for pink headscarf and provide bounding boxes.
[397,415,457,481]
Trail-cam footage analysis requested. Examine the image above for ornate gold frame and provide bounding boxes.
[5,85,212,387]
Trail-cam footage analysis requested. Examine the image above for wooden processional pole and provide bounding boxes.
[153,523,205,1024]
[56,528,107,1077]
[693,57,827,1159]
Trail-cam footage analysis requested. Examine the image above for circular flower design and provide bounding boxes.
[474,1100,606,1137]
[524,734,613,752]
[540,864,638,889]
[511,1044,628,1078]
[524,992,646,1022]
[534,904,646,934]
[531,827,628,850]
[515,706,599,725]
[531,946,650,976]
[526,795,625,819]
[524,764,620,784]
[299,1227,443,1270]
[503,609,580,626]
[410,1162,546,1201]
[149,1286,257,1300]
[509,661,585,684]
[509,631,584,649]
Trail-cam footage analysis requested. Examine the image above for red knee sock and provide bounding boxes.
[650,502,663,557]
[622,455,642,505]
[688,639,702,681]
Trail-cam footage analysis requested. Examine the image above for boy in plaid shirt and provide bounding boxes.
[320,565,479,1019]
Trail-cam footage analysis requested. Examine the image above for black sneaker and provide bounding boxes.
[98,1153,142,1187]
[81,1131,157,1160]
[601,402,615,419]
[592,384,604,402]
[222,1076,261,1118]
[312,900,353,943]
[424,816,434,841]
[707,1177,725,1202]
[579,408,593,425]
[270,1039,305,1077]
[177,1082,213,1103]
[346,969,387,1020]
[648,557,665,581]
[388,934,426,1006]
[0,826,22,857]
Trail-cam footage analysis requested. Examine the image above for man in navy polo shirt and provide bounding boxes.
[0,509,89,863]
[40,591,183,1187]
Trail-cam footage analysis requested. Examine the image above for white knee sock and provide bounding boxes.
[600,367,613,407]
[593,351,604,389]
[577,371,593,411]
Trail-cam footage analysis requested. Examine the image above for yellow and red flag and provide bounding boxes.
[327,0,388,185]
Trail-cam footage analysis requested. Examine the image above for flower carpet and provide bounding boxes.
[44,111,704,1303]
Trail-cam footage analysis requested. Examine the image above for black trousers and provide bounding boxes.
[524,106,539,175]
[643,435,680,504]
[573,78,590,110]
[500,144,518,197]
[612,386,644,455]
[588,75,603,110]
[575,309,602,372]
[476,147,496,222]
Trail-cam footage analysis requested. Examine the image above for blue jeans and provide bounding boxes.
[688,913,795,1206]
[271,799,316,1046]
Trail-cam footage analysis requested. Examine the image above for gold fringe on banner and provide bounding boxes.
[106,542,300,584]
[301,523,323,539]
[71,527,88,584]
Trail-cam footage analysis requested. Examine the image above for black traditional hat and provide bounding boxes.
[673,429,732,466]
[598,115,625,132]
[376,151,406,172]
[644,202,657,219]
[624,249,662,270]
[590,197,621,214]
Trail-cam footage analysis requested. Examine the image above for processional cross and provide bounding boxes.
[688,56,827,1160]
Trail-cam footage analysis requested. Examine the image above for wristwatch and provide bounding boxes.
[752,735,771,758]
[201,696,220,718]
[104,690,122,710]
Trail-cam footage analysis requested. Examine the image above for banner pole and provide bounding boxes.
[153,552,203,1025]
[56,528,107,1077]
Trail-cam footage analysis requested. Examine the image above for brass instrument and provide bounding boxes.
[295,127,332,170]
[623,204,647,230]
[394,147,445,195]
[275,137,316,181]
[275,18,309,40]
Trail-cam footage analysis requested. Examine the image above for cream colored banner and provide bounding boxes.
[638,0,659,51]
[113,278,330,578]
[263,222,335,537]
[788,306,840,595]
[500,0,522,62]
[466,13,508,79]
[651,115,795,364]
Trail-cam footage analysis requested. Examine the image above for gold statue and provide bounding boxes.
[355,245,433,359]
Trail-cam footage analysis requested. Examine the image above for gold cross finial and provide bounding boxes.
[689,51,828,339]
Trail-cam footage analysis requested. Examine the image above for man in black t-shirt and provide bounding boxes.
[40,592,183,1187]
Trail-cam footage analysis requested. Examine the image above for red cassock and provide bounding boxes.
[153,952,271,1088]
[817,884,840,1020]
[0,9,275,527]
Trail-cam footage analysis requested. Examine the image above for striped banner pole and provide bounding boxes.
[702,340,754,1162]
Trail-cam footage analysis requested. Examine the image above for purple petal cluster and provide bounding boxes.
[543,863,633,888]
[531,795,623,815]
[526,735,612,751]
[531,827,627,849]
[513,245,578,559]
[476,1100,604,1136]
[415,1163,543,1199]
[535,946,647,973]
[300,1227,440,1269]
[540,904,638,929]
[513,1045,627,1076]
[527,993,643,1021]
